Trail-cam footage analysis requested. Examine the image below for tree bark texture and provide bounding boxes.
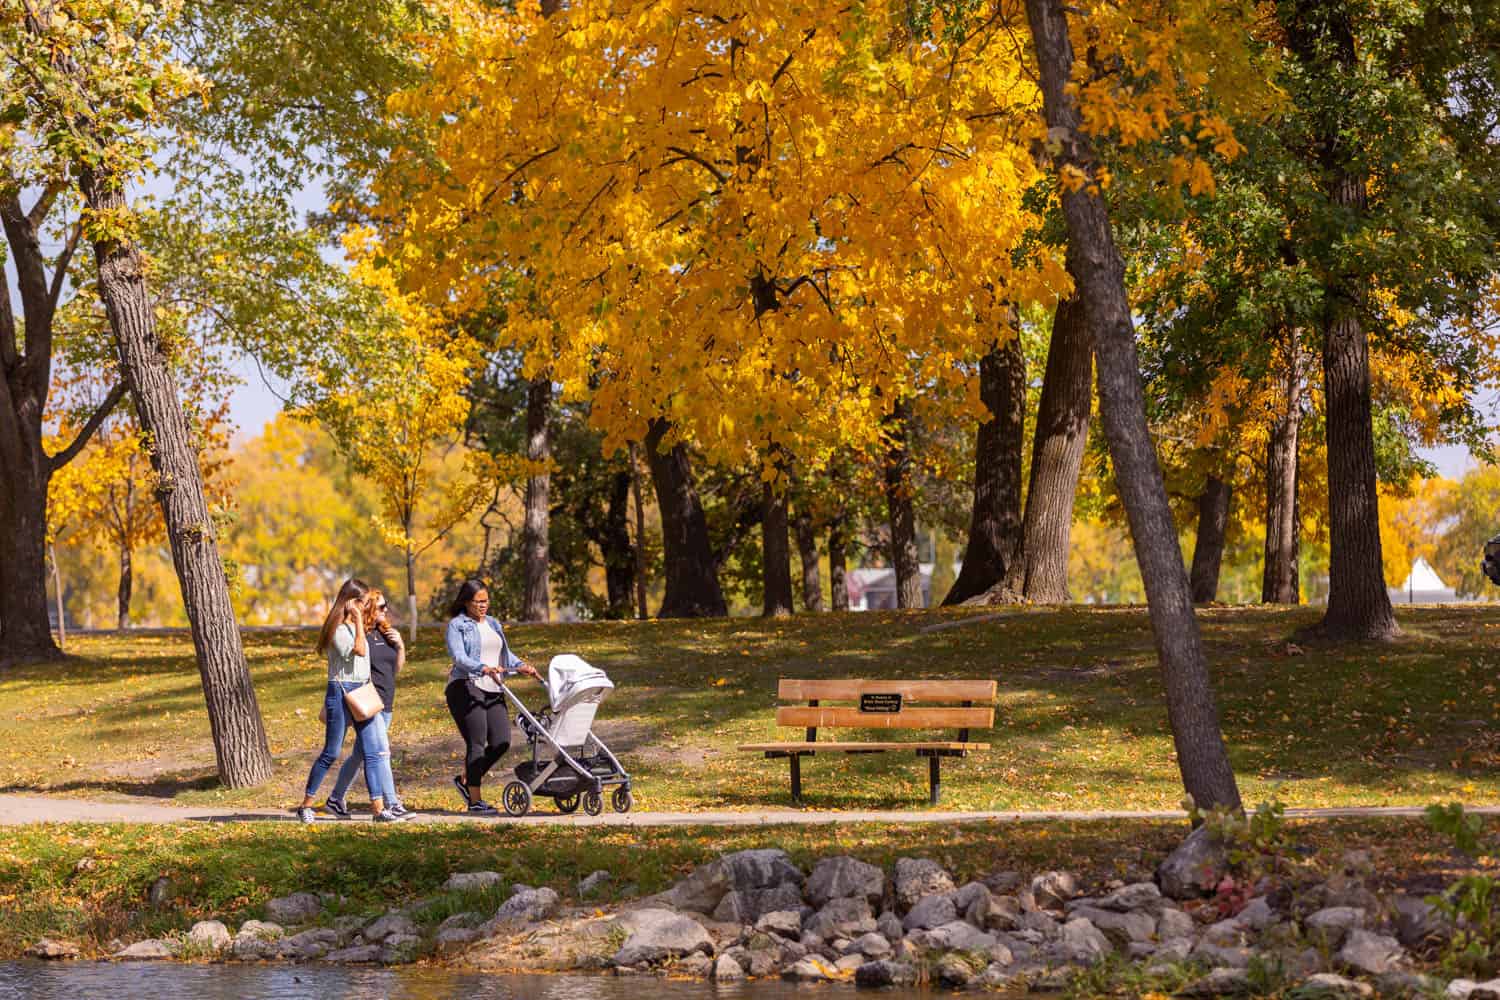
[644,419,727,617]
[1024,0,1241,811]
[117,544,134,631]
[793,508,824,612]
[521,376,551,622]
[601,470,636,619]
[883,400,924,609]
[1019,293,1092,603]
[828,518,850,612]
[0,194,62,664]
[945,335,1026,605]
[1283,6,1397,640]
[1189,475,1232,604]
[80,168,274,788]
[761,483,794,617]
[1262,349,1303,604]
[628,442,649,620]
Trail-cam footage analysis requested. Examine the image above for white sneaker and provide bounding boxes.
[294,806,316,825]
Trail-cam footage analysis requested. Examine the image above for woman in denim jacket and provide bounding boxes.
[444,579,538,813]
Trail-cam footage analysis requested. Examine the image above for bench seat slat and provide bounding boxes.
[775,705,993,730]
[778,679,997,703]
[739,741,989,752]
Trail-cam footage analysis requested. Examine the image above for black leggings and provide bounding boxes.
[445,679,512,790]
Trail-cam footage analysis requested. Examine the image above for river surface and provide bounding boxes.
[0,961,936,999]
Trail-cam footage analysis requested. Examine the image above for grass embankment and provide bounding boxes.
[1,605,1496,813]
[0,817,1484,960]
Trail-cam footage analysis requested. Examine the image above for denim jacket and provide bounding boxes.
[446,614,522,685]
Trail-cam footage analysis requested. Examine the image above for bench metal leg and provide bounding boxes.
[928,754,940,806]
[790,754,802,804]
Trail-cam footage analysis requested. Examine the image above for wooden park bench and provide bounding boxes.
[739,679,997,805]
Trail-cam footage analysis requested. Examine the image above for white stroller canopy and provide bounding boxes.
[548,654,614,711]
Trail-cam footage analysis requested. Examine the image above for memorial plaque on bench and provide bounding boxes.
[859,692,902,713]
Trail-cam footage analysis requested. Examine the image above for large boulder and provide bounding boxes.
[443,871,505,893]
[1156,827,1228,900]
[1298,973,1374,999]
[755,910,803,939]
[434,927,481,955]
[856,959,918,987]
[1393,895,1448,949]
[1068,905,1155,947]
[1157,907,1196,940]
[723,849,803,892]
[1304,907,1366,948]
[805,897,876,939]
[278,928,340,961]
[26,939,81,960]
[712,884,804,924]
[1054,917,1111,965]
[894,858,955,910]
[363,913,419,942]
[612,908,714,966]
[1179,967,1252,996]
[1336,929,1404,976]
[187,921,231,953]
[265,892,323,925]
[1030,871,1079,911]
[492,886,561,924]
[1092,882,1164,913]
[113,940,174,960]
[323,944,382,963]
[713,954,746,981]
[902,893,957,931]
[914,920,998,953]
[806,856,885,907]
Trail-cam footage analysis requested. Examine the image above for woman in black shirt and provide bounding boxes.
[325,591,407,817]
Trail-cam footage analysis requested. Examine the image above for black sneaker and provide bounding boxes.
[323,797,351,819]
[467,800,498,816]
[452,775,471,807]
[389,803,410,818]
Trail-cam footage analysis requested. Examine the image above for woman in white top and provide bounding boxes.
[295,578,403,824]
[443,578,538,814]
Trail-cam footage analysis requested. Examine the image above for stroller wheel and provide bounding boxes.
[612,786,633,814]
[582,789,604,816]
[556,793,580,814]
[501,780,532,817]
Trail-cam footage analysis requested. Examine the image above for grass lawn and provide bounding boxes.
[0,816,1483,959]
[1,604,1496,813]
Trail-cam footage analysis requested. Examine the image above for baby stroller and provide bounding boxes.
[500,654,633,817]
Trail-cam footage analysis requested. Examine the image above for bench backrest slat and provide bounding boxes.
[777,679,996,703]
[776,705,994,730]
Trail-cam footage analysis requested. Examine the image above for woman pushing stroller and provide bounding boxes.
[445,579,539,814]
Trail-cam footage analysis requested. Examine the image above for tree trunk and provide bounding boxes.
[945,334,1027,605]
[49,541,65,650]
[1023,0,1241,811]
[404,540,418,643]
[601,470,636,619]
[628,442,649,620]
[1284,4,1397,641]
[0,438,58,664]
[1262,348,1302,604]
[1019,293,1092,602]
[521,376,551,622]
[793,507,824,612]
[761,482,795,617]
[1189,475,1231,604]
[884,400,924,609]
[828,518,850,611]
[644,419,727,617]
[117,543,134,630]
[79,167,273,788]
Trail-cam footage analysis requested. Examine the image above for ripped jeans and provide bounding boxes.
[303,681,394,805]
[330,708,400,806]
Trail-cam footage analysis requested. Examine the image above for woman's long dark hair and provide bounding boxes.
[317,577,369,654]
[448,578,489,619]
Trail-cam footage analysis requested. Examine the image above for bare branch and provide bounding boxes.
[47,222,81,313]
[47,381,127,473]
[663,145,729,186]
[26,180,64,228]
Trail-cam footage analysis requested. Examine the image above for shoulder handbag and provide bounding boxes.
[343,681,383,721]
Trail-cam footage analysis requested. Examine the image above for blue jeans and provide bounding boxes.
[303,681,389,804]
[330,708,399,806]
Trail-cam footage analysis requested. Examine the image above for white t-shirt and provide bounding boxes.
[473,620,505,693]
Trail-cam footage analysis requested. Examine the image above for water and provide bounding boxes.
[0,962,933,999]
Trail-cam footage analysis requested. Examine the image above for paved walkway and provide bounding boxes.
[1,794,1495,827]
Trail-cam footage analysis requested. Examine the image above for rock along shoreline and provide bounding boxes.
[22,836,1484,997]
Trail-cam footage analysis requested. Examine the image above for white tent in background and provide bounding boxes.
[1389,557,1459,604]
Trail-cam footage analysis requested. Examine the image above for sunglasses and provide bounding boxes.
[376,603,389,612]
